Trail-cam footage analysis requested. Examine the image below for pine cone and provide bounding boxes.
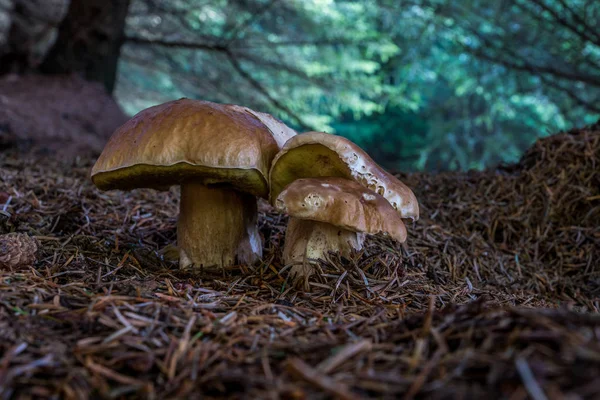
[0,233,38,269]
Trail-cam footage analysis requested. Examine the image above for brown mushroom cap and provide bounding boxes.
[275,177,407,242]
[269,132,419,219]
[91,99,282,198]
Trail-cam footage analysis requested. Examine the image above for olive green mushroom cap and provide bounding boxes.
[269,132,419,219]
[91,99,288,198]
[275,177,407,242]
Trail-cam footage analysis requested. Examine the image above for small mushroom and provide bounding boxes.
[269,132,418,281]
[91,98,295,269]
[275,177,407,284]
[270,131,419,220]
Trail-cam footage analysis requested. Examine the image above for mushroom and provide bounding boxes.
[270,131,419,220]
[91,98,296,269]
[275,177,407,281]
[269,132,418,277]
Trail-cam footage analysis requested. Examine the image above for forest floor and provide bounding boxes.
[0,122,599,399]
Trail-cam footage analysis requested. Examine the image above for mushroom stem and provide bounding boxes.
[178,182,262,269]
[283,217,364,280]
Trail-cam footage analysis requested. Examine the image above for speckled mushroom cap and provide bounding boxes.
[275,177,407,242]
[269,132,419,219]
[91,99,284,198]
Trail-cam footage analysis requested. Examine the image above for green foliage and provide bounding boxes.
[116,0,600,171]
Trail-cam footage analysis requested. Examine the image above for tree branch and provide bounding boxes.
[125,36,228,52]
[471,46,599,87]
[466,43,600,114]
[121,53,230,102]
[552,0,600,43]
[126,35,368,51]
[226,52,312,131]
[538,74,600,113]
[223,0,280,46]
[232,38,366,49]
[464,26,600,87]
[523,0,600,46]
[235,52,337,88]
[509,0,600,71]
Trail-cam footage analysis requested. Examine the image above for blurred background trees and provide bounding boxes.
[1,0,598,171]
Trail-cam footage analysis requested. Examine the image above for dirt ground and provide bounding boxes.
[0,122,599,399]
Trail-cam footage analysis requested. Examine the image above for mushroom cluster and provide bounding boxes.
[268,131,419,282]
[91,99,418,283]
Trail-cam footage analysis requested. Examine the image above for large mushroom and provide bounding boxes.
[91,98,295,269]
[269,132,418,273]
[275,177,407,281]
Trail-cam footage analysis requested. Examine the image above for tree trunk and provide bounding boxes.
[39,0,130,93]
[0,0,70,74]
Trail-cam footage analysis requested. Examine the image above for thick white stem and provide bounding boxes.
[283,217,364,282]
[177,182,262,269]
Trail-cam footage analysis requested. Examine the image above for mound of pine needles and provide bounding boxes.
[0,122,598,399]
